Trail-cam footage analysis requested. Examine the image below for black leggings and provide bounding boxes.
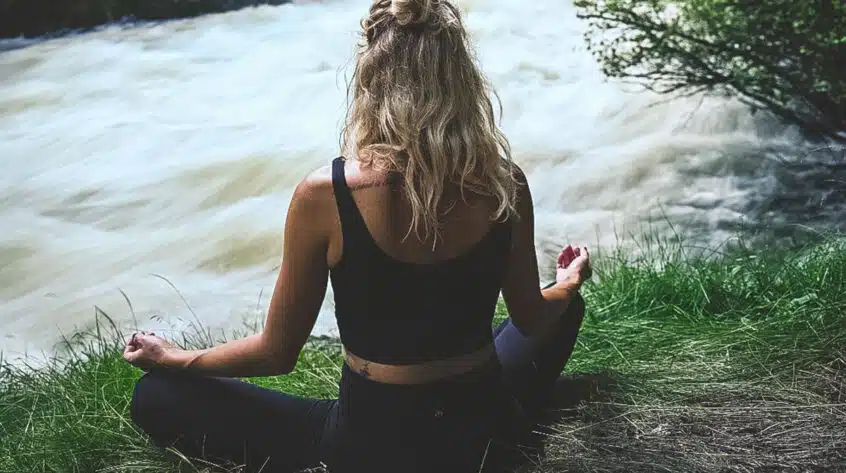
[130,294,585,473]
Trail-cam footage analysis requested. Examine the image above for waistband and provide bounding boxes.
[339,355,504,405]
[342,343,497,385]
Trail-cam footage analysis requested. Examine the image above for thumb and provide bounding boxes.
[123,343,141,363]
[123,333,148,362]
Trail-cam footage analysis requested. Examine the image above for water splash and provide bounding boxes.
[0,0,840,358]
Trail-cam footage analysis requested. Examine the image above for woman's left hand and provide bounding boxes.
[123,331,180,371]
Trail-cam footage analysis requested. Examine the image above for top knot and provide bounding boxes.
[390,0,436,26]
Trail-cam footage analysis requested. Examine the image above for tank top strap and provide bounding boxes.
[331,156,369,248]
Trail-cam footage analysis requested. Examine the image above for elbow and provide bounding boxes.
[262,359,295,376]
[255,346,297,376]
[257,332,299,375]
[271,353,298,376]
[508,297,553,339]
[507,314,538,338]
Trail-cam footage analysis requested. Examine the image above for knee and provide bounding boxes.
[552,292,585,339]
[565,292,586,324]
[130,371,175,433]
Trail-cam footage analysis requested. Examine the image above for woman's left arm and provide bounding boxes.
[135,171,333,377]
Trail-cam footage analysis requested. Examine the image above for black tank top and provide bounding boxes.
[328,157,512,364]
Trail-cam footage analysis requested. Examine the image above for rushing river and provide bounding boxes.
[1,0,842,359]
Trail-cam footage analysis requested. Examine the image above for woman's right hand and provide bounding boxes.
[556,245,591,287]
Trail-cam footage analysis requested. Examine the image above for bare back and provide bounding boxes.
[326,158,505,268]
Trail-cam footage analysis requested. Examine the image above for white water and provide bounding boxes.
[0,0,830,359]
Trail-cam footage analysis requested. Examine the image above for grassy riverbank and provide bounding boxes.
[1,235,845,473]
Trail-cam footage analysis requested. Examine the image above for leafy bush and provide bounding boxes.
[574,0,846,142]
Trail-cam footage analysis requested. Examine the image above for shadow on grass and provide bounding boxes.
[511,364,846,473]
[495,371,623,472]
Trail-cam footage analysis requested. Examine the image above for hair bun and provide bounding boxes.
[390,0,435,26]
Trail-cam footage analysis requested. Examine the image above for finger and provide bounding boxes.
[560,246,575,266]
[135,333,167,348]
[123,347,139,364]
[128,334,149,349]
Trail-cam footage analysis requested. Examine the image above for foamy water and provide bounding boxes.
[0,0,838,359]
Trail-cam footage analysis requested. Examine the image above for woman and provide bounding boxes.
[124,1,592,472]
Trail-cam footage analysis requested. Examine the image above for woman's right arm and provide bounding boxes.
[500,167,588,344]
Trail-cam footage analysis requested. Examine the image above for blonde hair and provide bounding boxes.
[341,0,519,245]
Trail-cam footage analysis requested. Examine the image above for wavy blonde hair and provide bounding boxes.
[341,0,519,245]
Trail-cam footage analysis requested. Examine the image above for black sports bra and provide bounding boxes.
[328,157,512,364]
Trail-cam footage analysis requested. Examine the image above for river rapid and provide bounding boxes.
[1,0,841,360]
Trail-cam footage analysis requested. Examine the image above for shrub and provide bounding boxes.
[574,0,846,142]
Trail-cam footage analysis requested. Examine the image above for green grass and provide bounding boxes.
[1,236,845,473]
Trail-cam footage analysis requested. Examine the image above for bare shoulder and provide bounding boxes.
[287,164,338,237]
[292,164,334,203]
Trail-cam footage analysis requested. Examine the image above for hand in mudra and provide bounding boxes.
[123,331,179,371]
[556,245,591,286]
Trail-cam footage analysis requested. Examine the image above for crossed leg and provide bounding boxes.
[493,291,586,416]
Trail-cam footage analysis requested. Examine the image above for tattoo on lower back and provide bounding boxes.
[359,361,371,378]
